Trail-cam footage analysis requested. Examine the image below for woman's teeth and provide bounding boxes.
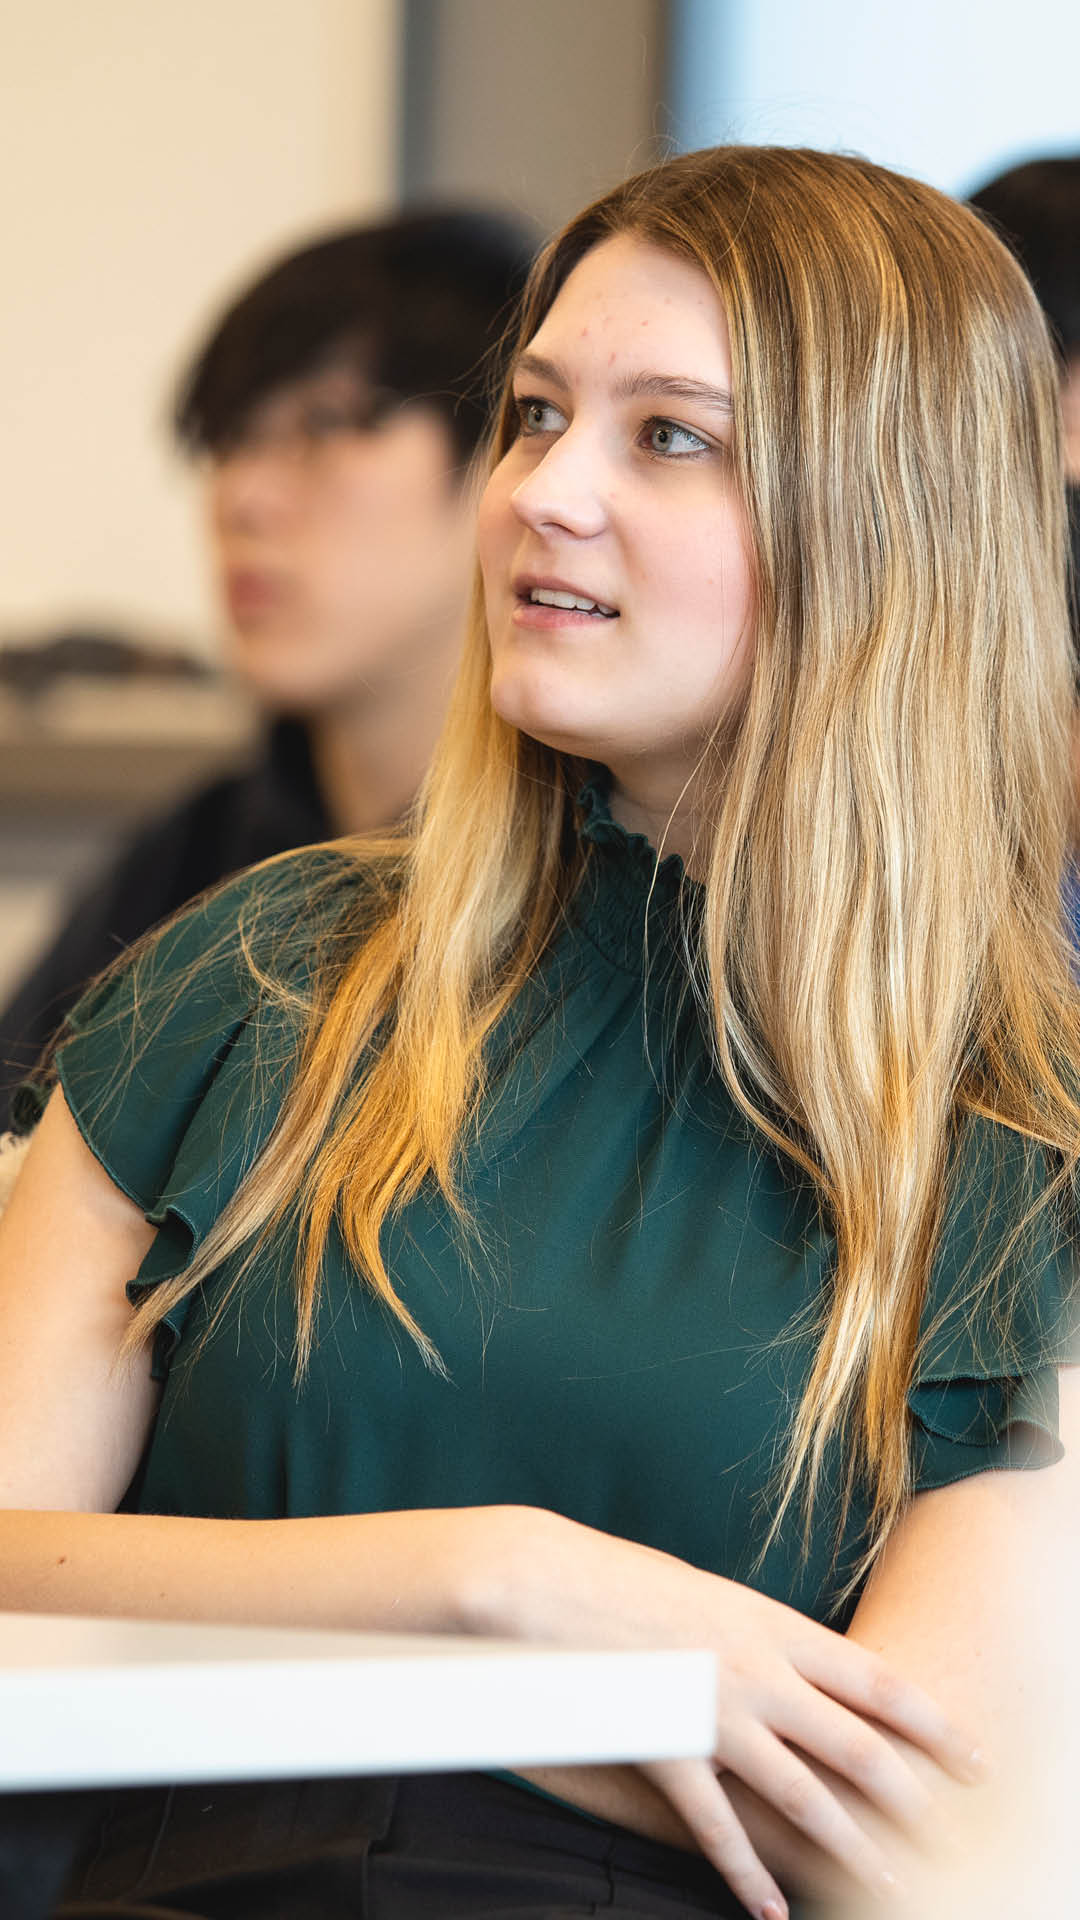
[529,588,617,616]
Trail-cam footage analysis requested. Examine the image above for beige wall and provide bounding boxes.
[0,0,400,656]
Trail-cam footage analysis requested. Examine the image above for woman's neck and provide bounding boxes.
[607,771,710,879]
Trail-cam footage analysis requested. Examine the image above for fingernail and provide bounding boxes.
[760,1902,786,1920]
[966,1745,989,1779]
[877,1867,907,1901]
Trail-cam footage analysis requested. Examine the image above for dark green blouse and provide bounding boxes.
[20,777,1078,1626]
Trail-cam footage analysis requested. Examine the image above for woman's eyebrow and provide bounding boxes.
[512,351,732,416]
[614,371,734,415]
[512,351,570,389]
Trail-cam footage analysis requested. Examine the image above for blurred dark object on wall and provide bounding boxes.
[0,628,213,699]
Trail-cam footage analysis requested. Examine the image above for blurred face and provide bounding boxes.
[207,361,476,715]
[477,235,755,819]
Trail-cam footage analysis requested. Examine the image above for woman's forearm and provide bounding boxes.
[0,1504,830,1893]
[0,1505,523,1635]
[0,1501,867,1904]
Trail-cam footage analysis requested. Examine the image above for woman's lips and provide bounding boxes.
[511,587,620,632]
[511,598,618,630]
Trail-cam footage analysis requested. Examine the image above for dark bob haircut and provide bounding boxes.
[968,155,1080,363]
[174,206,538,467]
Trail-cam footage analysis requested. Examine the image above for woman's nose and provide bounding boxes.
[509,428,609,540]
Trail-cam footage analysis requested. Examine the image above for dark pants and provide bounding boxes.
[2,1773,742,1919]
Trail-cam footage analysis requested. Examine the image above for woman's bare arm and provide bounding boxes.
[837,1365,1080,1915]
[0,1089,506,1631]
[0,1089,160,1512]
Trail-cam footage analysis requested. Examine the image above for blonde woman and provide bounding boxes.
[1,147,1078,1920]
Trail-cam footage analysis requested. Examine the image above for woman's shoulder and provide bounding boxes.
[80,839,386,1017]
[10,839,395,1234]
[145,839,378,967]
[12,841,389,1139]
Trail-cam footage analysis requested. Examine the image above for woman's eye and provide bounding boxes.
[643,418,710,456]
[515,396,564,435]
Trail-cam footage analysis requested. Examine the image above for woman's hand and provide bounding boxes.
[637,1576,976,1919]
[476,1508,980,1920]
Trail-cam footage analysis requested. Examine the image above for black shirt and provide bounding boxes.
[0,720,330,1123]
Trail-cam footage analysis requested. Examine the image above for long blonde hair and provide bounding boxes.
[124,147,1080,1569]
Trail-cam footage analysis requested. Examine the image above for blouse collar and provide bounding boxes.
[572,766,701,974]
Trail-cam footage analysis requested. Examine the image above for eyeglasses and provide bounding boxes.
[212,384,404,465]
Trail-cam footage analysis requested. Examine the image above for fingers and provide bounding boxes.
[776,1684,934,1833]
[793,1632,984,1783]
[726,1727,904,1900]
[644,1757,789,1920]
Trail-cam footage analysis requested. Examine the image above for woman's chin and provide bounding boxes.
[497,709,606,761]
[489,678,608,761]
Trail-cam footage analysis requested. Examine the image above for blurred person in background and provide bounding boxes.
[969,157,1080,946]
[0,208,535,1122]
[969,156,1080,644]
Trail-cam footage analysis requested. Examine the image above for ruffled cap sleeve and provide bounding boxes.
[16,851,358,1375]
[908,1112,1080,1489]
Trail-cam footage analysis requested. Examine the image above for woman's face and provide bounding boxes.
[206,362,476,717]
[477,235,755,816]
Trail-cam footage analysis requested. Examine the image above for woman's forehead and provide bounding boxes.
[521,234,733,392]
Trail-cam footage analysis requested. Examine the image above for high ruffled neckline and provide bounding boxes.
[571,767,701,974]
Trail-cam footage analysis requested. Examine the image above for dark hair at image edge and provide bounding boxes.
[969,155,1080,360]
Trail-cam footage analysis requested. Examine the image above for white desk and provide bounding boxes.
[0,1612,715,1792]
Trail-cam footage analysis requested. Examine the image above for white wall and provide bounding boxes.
[0,0,400,655]
[671,0,1080,194]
